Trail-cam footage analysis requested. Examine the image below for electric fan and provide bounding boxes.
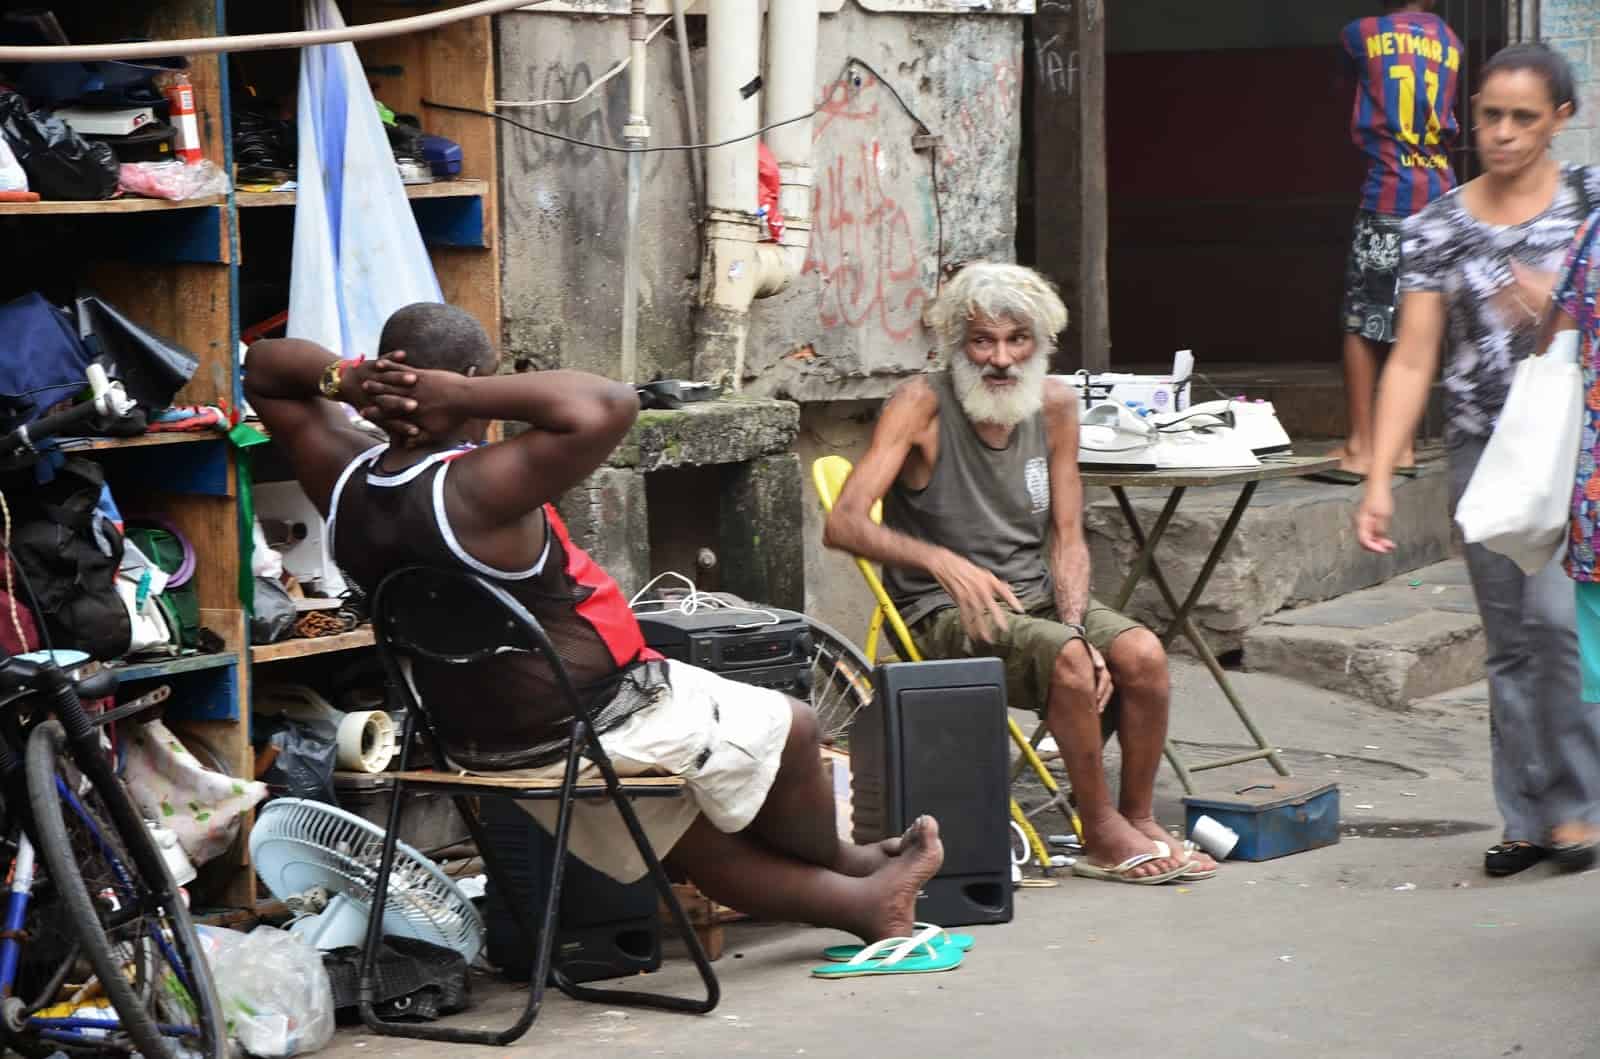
[250,798,485,964]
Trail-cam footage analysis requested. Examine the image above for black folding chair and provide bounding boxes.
[358,565,720,1045]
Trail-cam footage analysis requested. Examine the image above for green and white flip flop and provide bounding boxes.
[811,924,967,979]
[819,922,975,963]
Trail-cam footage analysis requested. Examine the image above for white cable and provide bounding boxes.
[494,17,672,109]
[628,571,780,630]
[0,0,549,63]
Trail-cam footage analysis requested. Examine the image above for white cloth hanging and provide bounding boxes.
[287,0,442,359]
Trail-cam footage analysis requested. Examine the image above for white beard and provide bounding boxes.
[949,352,1048,429]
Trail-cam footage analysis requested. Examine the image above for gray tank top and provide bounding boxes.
[882,373,1055,626]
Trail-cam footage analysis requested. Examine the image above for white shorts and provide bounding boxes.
[469,659,793,883]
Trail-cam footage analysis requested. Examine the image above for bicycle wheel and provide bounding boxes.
[25,720,226,1059]
[801,616,875,747]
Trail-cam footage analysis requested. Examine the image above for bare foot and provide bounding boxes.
[861,815,944,941]
[1129,817,1216,876]
[830,820,923,878]
[1080,812,1188,879]
[1330,443,1371,477]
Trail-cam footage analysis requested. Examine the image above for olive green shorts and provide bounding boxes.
[911,597,1144,715]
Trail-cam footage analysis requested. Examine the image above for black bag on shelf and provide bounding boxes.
[76,296,198,412]
[0,90,117,201]
[255,714,339,805]
[4,458,131,661]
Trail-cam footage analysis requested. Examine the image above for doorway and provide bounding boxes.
[1101,1,1505,374]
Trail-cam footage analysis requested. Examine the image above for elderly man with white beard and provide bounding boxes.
[824,262,1215,885]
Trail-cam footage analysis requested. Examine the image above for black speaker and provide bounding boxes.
[480,799,662,983]
[850,658,1013,927]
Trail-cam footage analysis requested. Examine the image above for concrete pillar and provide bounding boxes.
[719,453,805,611]
[555,467,651,597]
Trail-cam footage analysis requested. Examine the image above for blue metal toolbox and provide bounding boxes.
[1182,781,1340,861]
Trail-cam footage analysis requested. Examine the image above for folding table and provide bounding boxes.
[1079,454,1339,794]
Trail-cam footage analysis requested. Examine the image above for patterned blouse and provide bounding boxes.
[1400,164,1600,439]
[1562,211,1600,582]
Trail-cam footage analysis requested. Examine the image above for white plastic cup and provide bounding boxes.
[1189,814,1240,860]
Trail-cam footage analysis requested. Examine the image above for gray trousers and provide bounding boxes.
[1450,435,1600,840]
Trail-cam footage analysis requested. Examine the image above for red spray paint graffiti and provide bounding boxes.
[804,72,932,343]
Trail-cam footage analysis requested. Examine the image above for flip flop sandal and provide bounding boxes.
[811,925,967,979]
[820,923,974,963]
[1303,468,1366,486]
[1179,840,1218,881]
[1070,840,1192,885]
[1484,841,1547,877]
[1394,465,1422,478]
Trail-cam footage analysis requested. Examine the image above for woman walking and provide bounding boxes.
[1355,43,1600,877]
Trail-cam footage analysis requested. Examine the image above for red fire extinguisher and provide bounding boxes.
[165,74,202,165]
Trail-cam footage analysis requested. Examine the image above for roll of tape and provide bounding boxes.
[336,710,396,773]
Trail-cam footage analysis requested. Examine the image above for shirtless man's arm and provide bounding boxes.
[1042,377,1110,708]
[822,377,1022,644]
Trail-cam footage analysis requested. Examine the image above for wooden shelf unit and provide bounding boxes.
[0,0,502,908]
[252,627,375,663]
[236,178,488,208]
[0,194,227,216]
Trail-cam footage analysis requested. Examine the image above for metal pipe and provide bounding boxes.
[621,0,652,385]
[672,0,704,211]
[0,0,545,62]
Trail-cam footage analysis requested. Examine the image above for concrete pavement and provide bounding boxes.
[319,660,1600,1059]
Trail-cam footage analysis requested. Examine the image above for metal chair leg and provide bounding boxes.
[359,724,590,1045]
[563,743,720,1014]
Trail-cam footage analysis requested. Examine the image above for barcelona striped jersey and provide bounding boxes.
[1340,12,1463,216]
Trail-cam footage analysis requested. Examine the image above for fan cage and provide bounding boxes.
[250,798,485,964]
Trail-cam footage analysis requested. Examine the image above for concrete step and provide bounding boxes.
[1242,560,1484,710]
[1085,454,1453,655]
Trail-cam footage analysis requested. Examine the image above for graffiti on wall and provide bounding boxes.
[804,70,935,344]
[940,58,1021,169]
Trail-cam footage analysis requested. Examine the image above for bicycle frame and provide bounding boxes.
[0,666,205,1049]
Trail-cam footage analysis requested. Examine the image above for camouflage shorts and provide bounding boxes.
[911,597,1143,715]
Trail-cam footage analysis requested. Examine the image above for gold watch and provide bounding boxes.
[319,359,346,401]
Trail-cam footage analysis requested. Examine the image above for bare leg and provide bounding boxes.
[1045,640,1185,878]
[1336,332,1382,475]
[664,814,944,942]
[747,699,906,877]
[1107,630,1216,873]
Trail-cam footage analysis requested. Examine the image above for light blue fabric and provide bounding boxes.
[287,0,442,359]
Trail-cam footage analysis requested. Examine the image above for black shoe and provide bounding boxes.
[1485,841,1547,876]
[1551,842,1598,873]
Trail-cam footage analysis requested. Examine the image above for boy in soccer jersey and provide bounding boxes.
[1326,0,1462,482]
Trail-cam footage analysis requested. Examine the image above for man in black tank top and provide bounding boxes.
[827,263,1216,885]
[243,302,945,944]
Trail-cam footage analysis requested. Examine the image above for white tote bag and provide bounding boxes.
[1455,328,1583,575]
[288,0,442,358]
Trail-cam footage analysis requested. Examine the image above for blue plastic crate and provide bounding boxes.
[1183,781,1340,862]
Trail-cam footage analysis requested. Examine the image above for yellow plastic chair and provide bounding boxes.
[811,455,1082,875]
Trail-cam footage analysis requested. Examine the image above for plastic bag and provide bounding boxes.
[197,926,336,1057]
[121,719,267,866]
[0,133,26,192]
[0,90,117,200]
[255,686,340,803]
[1455,329,1584,574]
[288,0,441,357]
[118,158,230,201]
[251,576,297,644]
